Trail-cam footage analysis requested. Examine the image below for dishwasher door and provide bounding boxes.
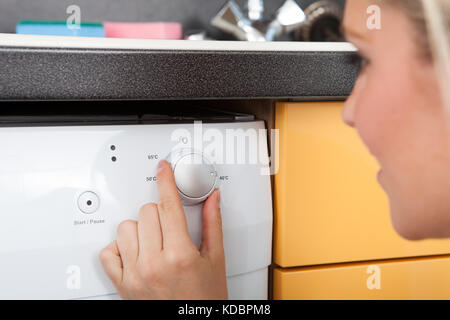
[0,121,272,299]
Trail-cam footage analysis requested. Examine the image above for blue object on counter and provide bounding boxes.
[16,21,105,37]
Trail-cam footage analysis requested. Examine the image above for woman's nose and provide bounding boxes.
[342,94,356,128]
[342,70,367,128]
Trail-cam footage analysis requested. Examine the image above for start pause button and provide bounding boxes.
[77,191,100,214]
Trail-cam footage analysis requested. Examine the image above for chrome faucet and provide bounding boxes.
[211,0,306,41]
[211,0,265,41]
[247,0,264,22]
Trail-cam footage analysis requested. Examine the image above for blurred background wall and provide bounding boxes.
[0,0,346,39]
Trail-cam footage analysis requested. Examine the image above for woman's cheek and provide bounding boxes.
[356,57,414,163]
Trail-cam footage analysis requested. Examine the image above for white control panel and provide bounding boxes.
[0,121,272,299]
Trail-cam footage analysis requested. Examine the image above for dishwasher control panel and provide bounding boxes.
[0,121,272,299]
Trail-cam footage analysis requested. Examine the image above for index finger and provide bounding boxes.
[156,160,193,248]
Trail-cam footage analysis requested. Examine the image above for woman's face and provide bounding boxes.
[342,0,450,240]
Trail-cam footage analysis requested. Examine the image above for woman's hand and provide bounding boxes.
[99,160,228,299]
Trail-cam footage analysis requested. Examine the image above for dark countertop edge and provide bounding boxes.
[0,46,359,101]
[0,96,349,102]
[0,45,356,54]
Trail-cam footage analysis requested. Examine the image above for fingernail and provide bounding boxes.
[157,160,166,174]
[215,188,221,204]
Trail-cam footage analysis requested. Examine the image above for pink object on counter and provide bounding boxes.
[103,22,183,39]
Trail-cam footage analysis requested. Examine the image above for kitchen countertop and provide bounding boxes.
[0,33,358,101]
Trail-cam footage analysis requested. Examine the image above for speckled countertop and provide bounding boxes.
[0,34,358,101]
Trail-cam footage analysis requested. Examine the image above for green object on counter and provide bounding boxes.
[16,20,105,37]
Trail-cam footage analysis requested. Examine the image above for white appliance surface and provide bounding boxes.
[0,33,357,52]
[0,121,273,299]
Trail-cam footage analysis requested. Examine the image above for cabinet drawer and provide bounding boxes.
[274,102,450,267]
[273,256,450,299]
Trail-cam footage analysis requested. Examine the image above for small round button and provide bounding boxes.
[77,191,100,214]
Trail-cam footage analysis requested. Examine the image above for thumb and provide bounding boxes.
[99,240,123,287]
[200,189,225,261]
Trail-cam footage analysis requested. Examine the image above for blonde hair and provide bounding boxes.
[387,0,450,115]
[422,0,450,116]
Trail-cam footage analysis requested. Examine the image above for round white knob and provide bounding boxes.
[167,150,218,205]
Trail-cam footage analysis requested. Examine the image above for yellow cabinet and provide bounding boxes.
[274,102,450,268]
[273,255,450,299]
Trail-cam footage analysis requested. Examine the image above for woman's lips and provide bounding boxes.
[377,169,384,183]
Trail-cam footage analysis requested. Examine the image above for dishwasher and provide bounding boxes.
[0,104,273,299]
